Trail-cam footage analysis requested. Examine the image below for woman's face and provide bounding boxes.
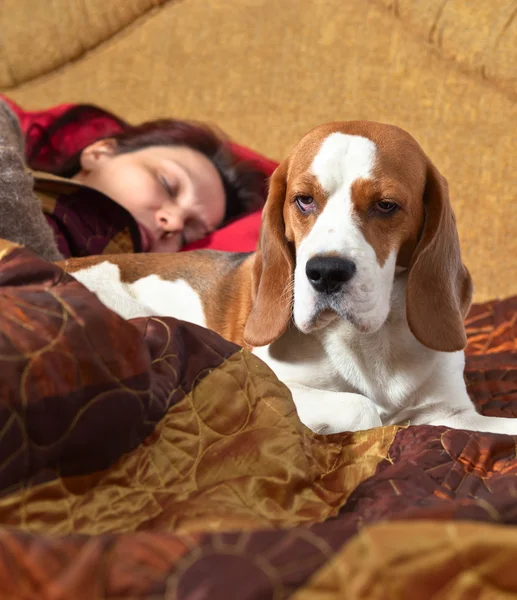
[74,140,226,252]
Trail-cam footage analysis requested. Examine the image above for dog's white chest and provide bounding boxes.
[320,319,436,415]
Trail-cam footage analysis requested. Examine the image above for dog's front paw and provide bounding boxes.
[289,386,382,434]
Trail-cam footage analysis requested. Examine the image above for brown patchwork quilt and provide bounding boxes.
[0,240,516,599]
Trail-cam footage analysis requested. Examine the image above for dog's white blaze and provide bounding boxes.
[311,132,377,195]
[71,262,206,327]
[307,132,376,259]
[129,276,206,327]
[293,133,396,333]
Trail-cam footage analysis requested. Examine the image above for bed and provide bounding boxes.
[0,238,516,598]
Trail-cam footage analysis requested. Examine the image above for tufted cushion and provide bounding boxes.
[0,0,167,87]
[377,0,517,98]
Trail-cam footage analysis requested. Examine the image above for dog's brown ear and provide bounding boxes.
[243,161,294,347]
[406,161,473,352]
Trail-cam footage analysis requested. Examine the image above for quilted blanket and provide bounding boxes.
[1,239,517,599]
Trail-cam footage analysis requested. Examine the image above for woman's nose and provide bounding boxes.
[155,208,184,232]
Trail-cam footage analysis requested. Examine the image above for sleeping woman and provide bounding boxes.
[0,99,268,260]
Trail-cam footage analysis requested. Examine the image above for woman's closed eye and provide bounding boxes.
[158,173,178,198]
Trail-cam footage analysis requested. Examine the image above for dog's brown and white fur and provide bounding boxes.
[60,122,517,435]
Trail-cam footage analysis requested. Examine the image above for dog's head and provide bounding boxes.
[244,121,473,352]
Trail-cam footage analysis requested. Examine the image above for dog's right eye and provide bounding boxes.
[295,195,315,213]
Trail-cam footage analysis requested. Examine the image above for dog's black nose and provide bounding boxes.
[306,256,356,294]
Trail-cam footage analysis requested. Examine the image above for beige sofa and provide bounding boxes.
[1,0,516,302]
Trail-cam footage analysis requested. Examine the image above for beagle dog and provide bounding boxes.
[60,121,517,435]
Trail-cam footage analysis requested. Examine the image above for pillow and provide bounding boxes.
[183,209,263,253]
[183,140,277,253]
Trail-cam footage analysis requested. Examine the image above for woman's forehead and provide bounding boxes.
[134,145,210,169]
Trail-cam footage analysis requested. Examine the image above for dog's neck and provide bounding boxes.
[208,253,256,346]
[319,270,413,354]
[317,271,447,415]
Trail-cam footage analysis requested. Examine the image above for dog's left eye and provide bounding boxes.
[295,195,315,213]
[374,200,398,215]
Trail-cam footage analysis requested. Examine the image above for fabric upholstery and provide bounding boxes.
[1,0,515,301]
[0,0,168,87]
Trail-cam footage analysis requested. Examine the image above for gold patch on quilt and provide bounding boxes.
[0,239,21,259]
[292,520,517,598]
[0,350,397,536]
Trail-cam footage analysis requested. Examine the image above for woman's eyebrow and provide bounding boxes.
[163,157,192,180]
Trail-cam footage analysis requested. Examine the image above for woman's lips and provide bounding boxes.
[137,223,153,252]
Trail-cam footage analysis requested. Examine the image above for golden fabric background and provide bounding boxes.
[1,0,516,301]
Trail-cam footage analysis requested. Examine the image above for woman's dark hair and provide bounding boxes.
[26,104,266,223]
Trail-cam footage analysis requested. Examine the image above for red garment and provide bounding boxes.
[2,96,276,254]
